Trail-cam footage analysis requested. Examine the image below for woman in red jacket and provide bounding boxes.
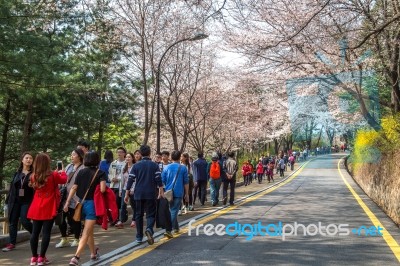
[242,161,251,186]
[27,153,67,266]
[256,160,264,184]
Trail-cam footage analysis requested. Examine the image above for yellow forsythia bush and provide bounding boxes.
[352,114,400,168]
[381,114,400,147]
[352,129,381,168]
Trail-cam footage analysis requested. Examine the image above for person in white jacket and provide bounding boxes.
[109,147,126,227]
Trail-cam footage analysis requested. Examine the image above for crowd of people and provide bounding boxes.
[3,140,335,265]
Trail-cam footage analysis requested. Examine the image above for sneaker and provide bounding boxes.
[69,256,79,266]
[135,239,143,244]
[90,248,100,261]
[37,256,50,266]
[115,221,124,229]
[145,230,154,245]
[2,243,15,252]
[30,256,38,266]
[174,229,180,234]
[182,206,187,214]
[70,239,79,247]
[188,205,194,211]
[230,202,235,206]
[130,221,136,228]
[164,231,174,239]
[55,238,69,248]
[178,210,182,216]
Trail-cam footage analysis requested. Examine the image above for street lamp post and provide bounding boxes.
[155,32,208,153]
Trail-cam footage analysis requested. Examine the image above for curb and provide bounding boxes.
[84,160,309,266]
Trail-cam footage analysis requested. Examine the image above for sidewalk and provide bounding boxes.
[0,164,303,266]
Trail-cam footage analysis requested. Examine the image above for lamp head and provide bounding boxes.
[190,32,208,41]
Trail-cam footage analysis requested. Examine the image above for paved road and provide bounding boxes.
[109,154,400,266]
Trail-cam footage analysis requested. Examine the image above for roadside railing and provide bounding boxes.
[1,186,9,235]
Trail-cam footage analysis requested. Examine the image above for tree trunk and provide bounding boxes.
[274,138,280,155]
[391,80,400,113]
[315,128,323,148]
[0,97,11,187]
[97,94,106,154]
[141,13,150,145]
[326,128,335,147]
[21,100,34,153]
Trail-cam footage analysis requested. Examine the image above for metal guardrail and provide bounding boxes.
[1,188,9,235]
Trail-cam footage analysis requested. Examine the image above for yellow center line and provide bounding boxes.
[337,158,400,263]
[112,160,312,266]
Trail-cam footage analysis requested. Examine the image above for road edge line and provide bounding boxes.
[337,158,400,263]
[108,159,313,266]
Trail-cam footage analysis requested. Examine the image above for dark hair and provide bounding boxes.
[84,151,100,167]
[133,150,142,158]
[73,148,85,163]
[30,153,51,188]
[227,151,235,158]
[18,152,34,172]
[104,150,113,163]
[123,152,135,173]
[156,151,162,156]
[161,150,170,156]
[77,139,90,149]
[198,152,204,158]
[117,146,127,154]
[181,152,190,172]
[171,150,181,161]
[139,145,151,157]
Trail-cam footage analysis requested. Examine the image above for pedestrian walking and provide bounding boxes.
[242,161,251,186]
[2,152,34,252]
[65,151,107,266]
[207,152,222,206]
[124,145,164,245]
[222,152,238,206]
[192,152,208,206]
[162,150,189,237]
[55,149,84,248]
[256,160,264,184]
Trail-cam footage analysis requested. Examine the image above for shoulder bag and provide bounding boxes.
[164,165,182,203]
[73,169,99,222]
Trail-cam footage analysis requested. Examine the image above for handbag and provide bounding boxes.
[73,202,83,222]
[73,169,99,222]
[164,165,182,203]
[58,167,76,213]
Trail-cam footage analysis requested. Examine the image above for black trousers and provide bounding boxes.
[58,207,81,239]
[193,180,207,205]
[30,219,53,257]
[135,199,156,240]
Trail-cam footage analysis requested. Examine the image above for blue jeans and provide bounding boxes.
[169,197,182,231]
[8,202,32,245]
[119,189,128,223]
[209,178,221,205]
